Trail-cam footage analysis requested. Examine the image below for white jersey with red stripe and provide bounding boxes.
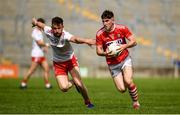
[44,26,74,62]
[31,27,44,57]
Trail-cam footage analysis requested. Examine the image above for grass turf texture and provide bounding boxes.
[0,77,180,114]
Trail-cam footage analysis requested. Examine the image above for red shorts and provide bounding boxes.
[53,55,79,76]
[31,57,46,64]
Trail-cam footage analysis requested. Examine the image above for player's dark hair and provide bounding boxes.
[101,10,114,19]
[37,18,45,23]
[52,17,63,25]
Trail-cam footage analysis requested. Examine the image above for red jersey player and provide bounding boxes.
[32,17,94,108]
[96,10,140,109]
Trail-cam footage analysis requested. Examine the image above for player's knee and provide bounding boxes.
[119,89,126,93]
[59,85,69,92]
[125,79,133,87]
[117,87,126,93]
[60,87,68,92]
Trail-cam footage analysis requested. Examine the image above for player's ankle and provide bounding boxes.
[84,99,91,105]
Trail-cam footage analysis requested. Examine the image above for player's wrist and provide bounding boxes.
[104,51,108,56]
[32,20,37,27]
[32,18,37,26]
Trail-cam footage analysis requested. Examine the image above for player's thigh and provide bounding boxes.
[69,66,82,86]
[113,72,126,92]
[122,66,133,85]
[56,75,69,89]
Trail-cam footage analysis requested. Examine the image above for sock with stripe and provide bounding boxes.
[128,84,138,102]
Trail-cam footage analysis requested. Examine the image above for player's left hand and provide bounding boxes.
[117,44,127,53]
[106,48,116,58]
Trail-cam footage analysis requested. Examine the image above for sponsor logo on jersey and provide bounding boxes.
[106,39,123,46]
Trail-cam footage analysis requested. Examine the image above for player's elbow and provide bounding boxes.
[134,41,137,46]
[132,40,137,47]
[60,88,68,92]
[96,50,102,56]
[96,48,102,56]
[96,52,101,56]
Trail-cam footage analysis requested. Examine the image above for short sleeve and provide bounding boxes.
[96,34,103,46]
[123,26,132,38]
[44,26,52,36]
[63,30,73,41]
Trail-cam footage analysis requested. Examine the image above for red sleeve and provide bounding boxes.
[96,34,103,46]
[123,26,132,40]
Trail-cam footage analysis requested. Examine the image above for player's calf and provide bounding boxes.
[128,84,138,102]
[74,83,81,93]
[128,84,140,109]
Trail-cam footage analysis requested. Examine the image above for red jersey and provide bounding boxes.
[96,24,132,65]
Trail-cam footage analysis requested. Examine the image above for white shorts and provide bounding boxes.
[108,56,132,77]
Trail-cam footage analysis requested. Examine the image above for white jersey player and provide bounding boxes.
[20,18,52,89]
[31,27,45,58]
[32,16,95,108]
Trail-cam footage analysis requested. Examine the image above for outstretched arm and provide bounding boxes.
[69,36,96,46]
[32,18,46,30]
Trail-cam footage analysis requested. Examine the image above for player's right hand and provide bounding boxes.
[105,48,115,58]
[32,18,37,26]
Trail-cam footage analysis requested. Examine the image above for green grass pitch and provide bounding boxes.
[0,77,180,114]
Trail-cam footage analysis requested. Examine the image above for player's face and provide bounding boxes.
[52,24,64,38]
[102,18,114,32]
